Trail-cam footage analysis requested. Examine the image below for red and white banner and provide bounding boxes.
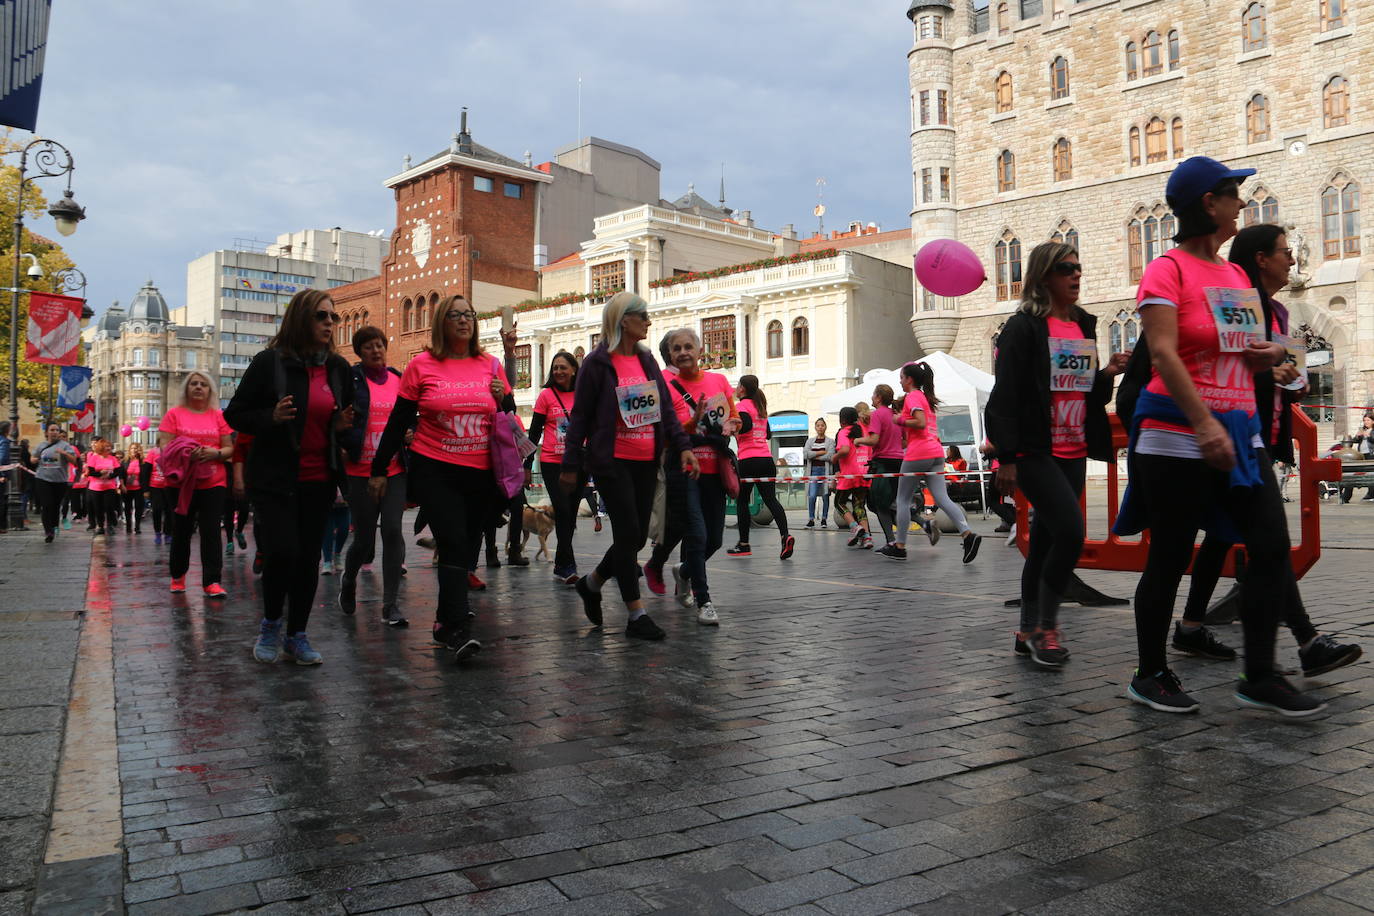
[70,399,94,433]
[24,291,84,366]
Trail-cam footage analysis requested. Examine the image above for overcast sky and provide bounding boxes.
[39,0,913,319]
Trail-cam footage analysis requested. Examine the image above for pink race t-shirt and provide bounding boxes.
[735,399,771,460]
[836,426,867,491]
[869,407,903,460]
[532,386,575,465]
[147,448,166,488]
[901,389,944,461]
[1047,317,1088,460]
[667,371,735,474]
[856,422,872,466]
[125,459,142,491]
[160,405,231,488]
[400,352,509,470]
[297,366,335,482]
[1138,252,1258,446]
[347,371,404,478]
[85,452,119,491]
[611,352,657,462]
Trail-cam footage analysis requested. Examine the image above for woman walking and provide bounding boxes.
[339,325,409,625]
[527,350,583,584]
[1116,156,1322,715]
[83,437,122,535]
[834,406,873,549]
[369,294,505,661]
[121,442,146,533]
[225,290,355,664]
[159,371,234,596]
[30,423,77,542]
[560,292,698,640]
[802,419,834,528]
[986,241,1126,667]
[729,374,794,560]
[145,444,168,545]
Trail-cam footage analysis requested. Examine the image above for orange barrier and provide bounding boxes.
[1013,405,1340,579]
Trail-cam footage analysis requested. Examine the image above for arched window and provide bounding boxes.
[1145,117,1167,163]
[996,1,1010,34]
[766,320,783,358]
[1324,75,1349,128]
[1128,206,1176,281]
[1322,0,1345,30]
[1050,221,1079,251]
[1050,56,1069,99]
[995,71,1013,112]
[791,317,809,356]
[1125,41,1139,80]
[1167,29,1181,69]
[1242,190,1280,226]
[1171,117,1184,157]
[1128,218,1144,283]
[1322,176,1360,259]
[1109,310,1140,354]
[1129,127,1141,166]
[1143,216,1160,265]
[1161,213,1177,248]
[1142,31,1163,77]
[402,298,413,332]
[1247,94,1270,142]
[996,150,1016,191]
[1053,138,1072,181]
[1242,3,1267,51]
[994,234,1023,300]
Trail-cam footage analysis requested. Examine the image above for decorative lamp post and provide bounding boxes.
[6,138,85,531]
[48,265,89,426]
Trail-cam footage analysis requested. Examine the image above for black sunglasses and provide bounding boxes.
[314,309,342,323]
[1052,262,1083,276]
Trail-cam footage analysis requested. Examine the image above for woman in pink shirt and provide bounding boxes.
[833,406,873,549]
[145,445,168,545]
[159,372,234,596]
[121,442,146,534]
[83,436,121,536]
[369,294,507,661]
[728,374,794,561]
[527,350,581,584]
[854,384,903,547]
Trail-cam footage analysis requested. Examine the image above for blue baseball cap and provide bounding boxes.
[1166,156,1256,208]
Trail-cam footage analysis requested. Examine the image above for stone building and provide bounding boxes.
[88,281,215,445]
[907,0,1371,435]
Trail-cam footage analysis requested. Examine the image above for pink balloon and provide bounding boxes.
[119,424,132,438]
[137,416,151,431]
[914,239,986,298]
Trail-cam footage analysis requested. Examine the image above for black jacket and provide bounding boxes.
[561,345,691,478]
[985,307,1115,464]
[223,348,355,496]
[341,363,404,464]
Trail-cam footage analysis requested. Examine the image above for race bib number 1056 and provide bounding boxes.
[616,381,661,429]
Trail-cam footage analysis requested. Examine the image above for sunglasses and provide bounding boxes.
[314,309,342,323]
[446,310,478,322]
[1052,262,1084,276]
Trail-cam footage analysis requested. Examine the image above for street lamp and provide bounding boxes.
[6,138,85,531]
[48,266,89,427]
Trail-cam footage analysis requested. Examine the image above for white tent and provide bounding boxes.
[819,351,995,455]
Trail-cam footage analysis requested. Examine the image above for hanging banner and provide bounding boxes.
[70,399,94,432]
[56,364,91,408]
[0,0,51,131]
[24,291,83,365]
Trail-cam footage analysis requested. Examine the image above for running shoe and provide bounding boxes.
[224,541,235,556]
[1299,635,1363,677]
[454,638,482,662]
[672,563,695,609]
[430,622,463,650]
[819,519,827,528]
[507,549,530,567]
[283,632,323,666]
[44,534,53,543]
[169,577,186,594]
[644,564,667,596]
[203,583,227,599]
[1014,632,1031,656]
[593,516,603,533]
[321,558,334,575]
[727,543,752,557]
[847,526,863,547]
[922,518,941,546]
[805,519,815,528]
[553,565,579,585]
[416,535,436,549]
[780,535,795,560]
[1028,629,1069,668]
[1171,622,1236,660]
[236,531,247,550]
[1235,673,1326,717]
[1127,668,1199,713]
[994,522,1012,533]
[153,533,162,546]
[253,619,284,663]
[485,549,501,569]
[467,572,486,590]
[575,577,603,626]
[626,613,666,640]
[697,601,720,626]
[877,544,907,561]
[339,580,357,615]
[861,536,874,550]
[961,533,983,564]
[381,603,408,627]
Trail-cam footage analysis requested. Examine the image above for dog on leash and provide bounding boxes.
[521,505,556,561]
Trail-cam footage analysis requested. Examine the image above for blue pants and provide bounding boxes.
[807,480,829,522]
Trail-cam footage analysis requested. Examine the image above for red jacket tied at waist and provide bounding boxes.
[159,436,217,515]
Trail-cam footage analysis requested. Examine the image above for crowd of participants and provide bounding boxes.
[6,155,1362,718]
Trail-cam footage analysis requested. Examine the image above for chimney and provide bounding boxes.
[457,107,473,154]
[779,224,796,240]
[738,209,753,227]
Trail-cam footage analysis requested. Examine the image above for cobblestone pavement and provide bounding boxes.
[19,500,1374,914]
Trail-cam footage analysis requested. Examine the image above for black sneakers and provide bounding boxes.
[1299,635,1363,677]
[338,581,357,616]
[727,543,752,557]
[1127,668,1200,713]
[1026,629,1069,668]
[876,544,907,561]
[1171,621,1236,660]
[454,639,482,662]
[575,577,603,627]
[382,603,408,628]
[961,533,982,564]
[626,614,665,641]
[1235,673,1327,717]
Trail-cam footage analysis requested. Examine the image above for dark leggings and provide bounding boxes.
[91,489,120,532]
[169,486,226,584]
[122,489,143,530]
[409,453,491,627]
[223,495,250,539]
[543,458,585,569]
[148,487,169,535]
[252,481,333,633]
[321,503,350,561]
[1016,454,1086,632]
[736,456,789,543]
[1133,452,1285,679]
[1183,533,1319,646]
[34,479,67,536]
[867,457,903,545]
[835,487,868,526]
[344,473,407,605]
[594,458,658,603]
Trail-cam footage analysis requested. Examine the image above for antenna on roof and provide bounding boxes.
[814,177,827,236]
[719,163,726,210]
[577,75,583,143]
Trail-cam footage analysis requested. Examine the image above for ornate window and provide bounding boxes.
[1109,310,1140,354]
[1145,117,1167,163]
[997,150,1016,192]
[791,317,810,356]
[1050,56,1069,99]
[1053,138,1072,181]
[917,13,944,38]
[939,167,952,201]
[1324,75,1349,128]
[1242,3,1267,51]
[513,344,532,389]
[919,90,930,126]
[590,261,626,297]
[1246,94,1270,142]
[1125,41,1139,80]
[995,71,1014,112]
[1171,117,1184,157]
[1321,0,1344,30]
[1322,176,1360,259]
[1167,29,1180,69]
[1142,31,1163,77]
[1129,127,1141,166]
[937,89,949,124]
[701,315,736,358]
[766,320,783,358]
[1050,221,1079,251]
[994,233,1023,300]
[1128,206,1177,282]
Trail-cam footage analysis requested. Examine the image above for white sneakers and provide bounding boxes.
[672,564,695,608]
[697,602,720,626]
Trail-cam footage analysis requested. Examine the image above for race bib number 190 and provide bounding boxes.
[1206,287,1264,353]
[616,381,661,428]
[1048,338,1096,392]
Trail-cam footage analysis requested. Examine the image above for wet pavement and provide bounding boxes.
[9,499,1374,914]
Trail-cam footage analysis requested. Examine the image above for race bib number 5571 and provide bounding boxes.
[616,381,661,428]
[1206,287,1264,353]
